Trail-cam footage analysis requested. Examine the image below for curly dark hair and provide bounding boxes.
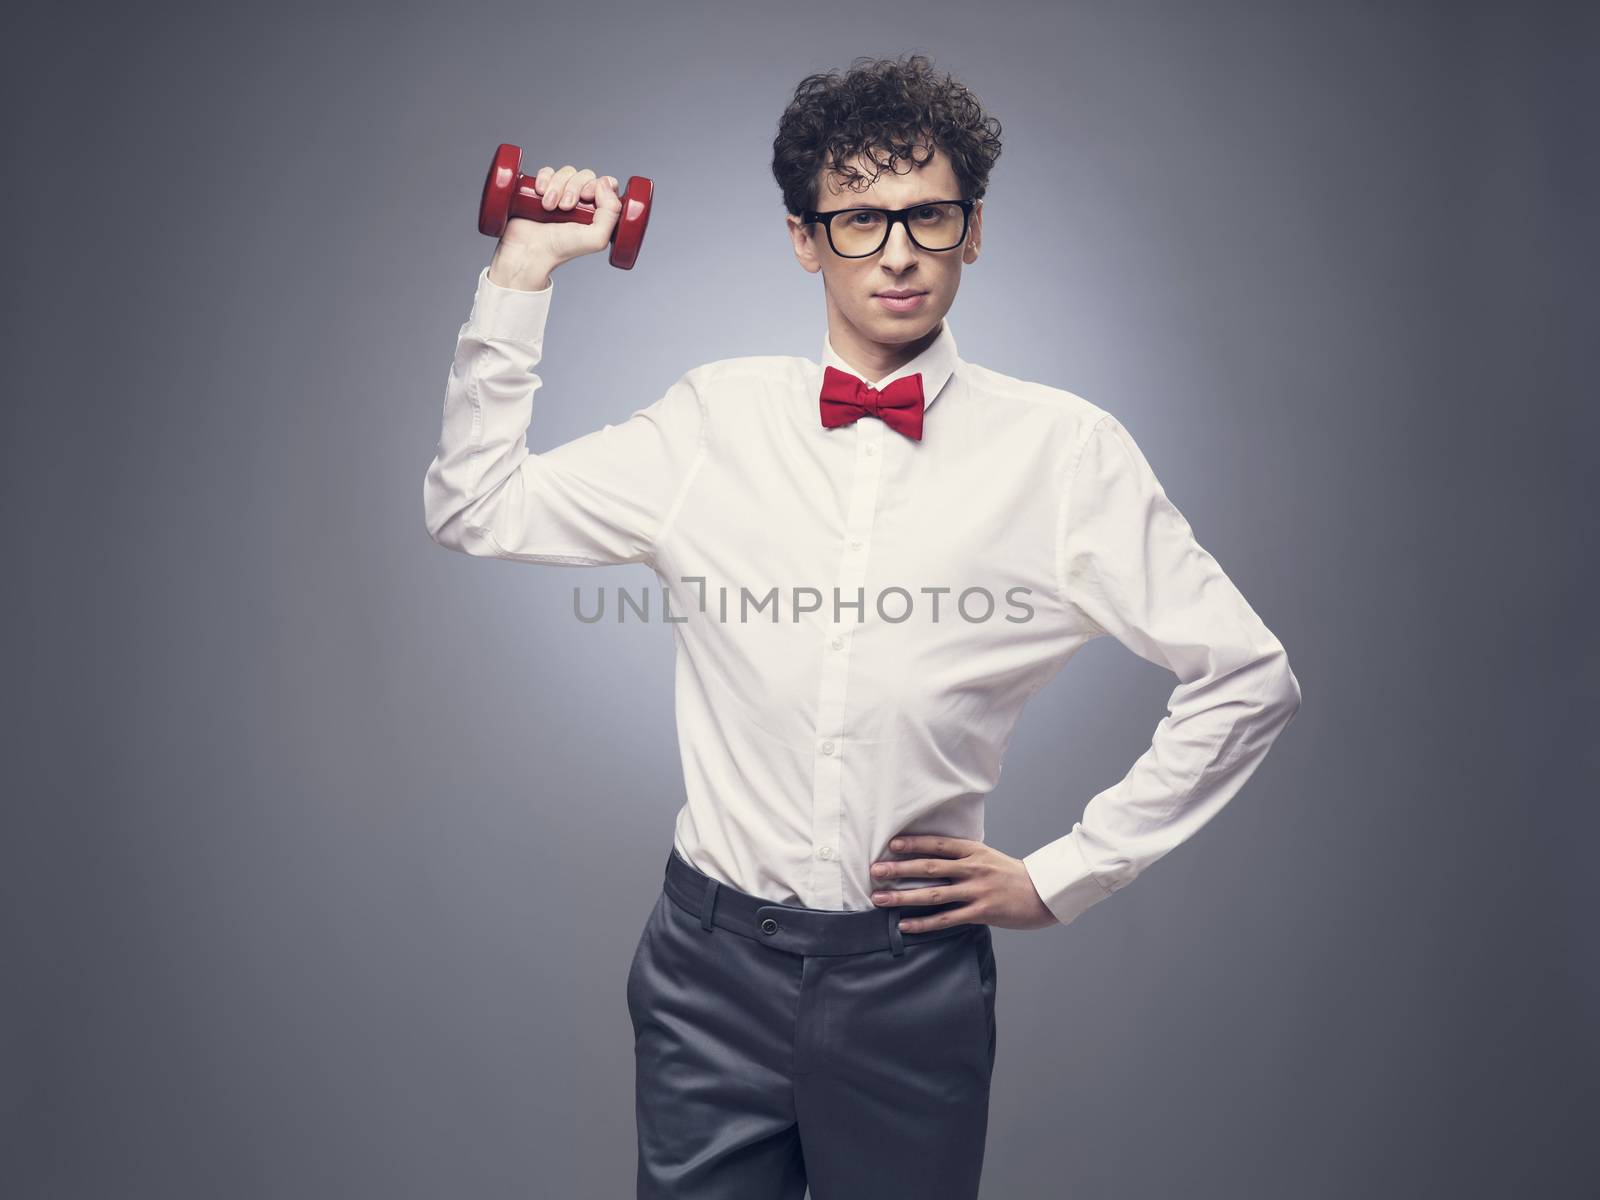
[771,53,1003,218]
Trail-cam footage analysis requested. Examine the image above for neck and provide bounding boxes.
[827,308,942,382]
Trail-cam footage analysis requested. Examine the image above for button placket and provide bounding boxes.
[807,419,884,907]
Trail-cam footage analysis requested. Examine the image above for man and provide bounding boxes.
[424,52,1300,1200]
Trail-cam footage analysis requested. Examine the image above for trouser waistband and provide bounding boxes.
[662,847,972,958]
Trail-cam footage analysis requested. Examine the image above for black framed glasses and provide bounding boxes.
[801,199,976,258]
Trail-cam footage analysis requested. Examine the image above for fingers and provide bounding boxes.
[583,174,621,206]
[537,164,575,210]
[534,164,557,204]
[872,882,975,906]
[875,886,987,933]
[533,164,571,209]
[895,905,986,933]
[562,168,596,209]
[874,856,970,881]
[533,164,610,211]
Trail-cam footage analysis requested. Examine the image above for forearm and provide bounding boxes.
[1024,643,1301,926]
[422,266,556,555]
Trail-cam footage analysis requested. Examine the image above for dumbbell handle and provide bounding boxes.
[507,182,601,226]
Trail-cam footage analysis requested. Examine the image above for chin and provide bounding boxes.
[863,306,939,339]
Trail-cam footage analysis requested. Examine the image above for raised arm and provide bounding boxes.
[1022,413,1303,927]
[423,162,707,569]
[422,266,707,567]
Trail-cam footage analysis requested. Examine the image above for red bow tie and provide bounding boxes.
[819,366,926,442]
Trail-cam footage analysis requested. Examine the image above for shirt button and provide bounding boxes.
[849,537,862,550]
[817,845,833,860]
[820,740,835,755]
[831,635,843,650]
[865,444,877,456]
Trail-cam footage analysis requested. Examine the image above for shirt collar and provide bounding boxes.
[819,319,960,415]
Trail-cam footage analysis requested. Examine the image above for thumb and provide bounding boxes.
[591,176,623,236]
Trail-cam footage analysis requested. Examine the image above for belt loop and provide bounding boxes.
[887,912,906,957]
[699,878,720,931]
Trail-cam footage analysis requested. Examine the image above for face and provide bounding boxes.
[786,143,983,379]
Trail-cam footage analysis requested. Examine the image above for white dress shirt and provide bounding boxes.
[424,267,1302,928]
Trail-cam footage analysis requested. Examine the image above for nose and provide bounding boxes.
[879,219,918,268]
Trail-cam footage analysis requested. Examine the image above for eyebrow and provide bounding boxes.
[838,197,952,210]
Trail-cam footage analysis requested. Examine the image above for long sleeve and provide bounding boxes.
[1022,413,1303,928]
[423,267,708,567]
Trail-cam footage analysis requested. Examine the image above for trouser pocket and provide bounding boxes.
[970,924,997,1076]
[625,892,664,1031]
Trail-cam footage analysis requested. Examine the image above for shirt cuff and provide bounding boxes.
[1023,832,1118,928]
[465,265,554,343]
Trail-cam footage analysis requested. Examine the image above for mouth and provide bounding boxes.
[874,290,929,312]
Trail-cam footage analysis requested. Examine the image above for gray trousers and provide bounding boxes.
[626,848,998,1199]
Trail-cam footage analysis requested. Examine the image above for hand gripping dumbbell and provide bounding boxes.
[478,142,654,270]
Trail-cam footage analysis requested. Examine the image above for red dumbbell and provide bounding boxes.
[478,142,654,270]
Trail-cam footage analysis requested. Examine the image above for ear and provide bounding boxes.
[787,214,823,275]
[962,200,983,265]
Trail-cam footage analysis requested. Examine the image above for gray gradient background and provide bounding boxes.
[5,1,1595,1197]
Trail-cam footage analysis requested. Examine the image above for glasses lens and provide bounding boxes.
[829,203,966,256]
[831,209,888,256]
[907,202,967,251]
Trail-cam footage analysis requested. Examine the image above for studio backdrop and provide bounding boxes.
[6,2,1594,1198]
